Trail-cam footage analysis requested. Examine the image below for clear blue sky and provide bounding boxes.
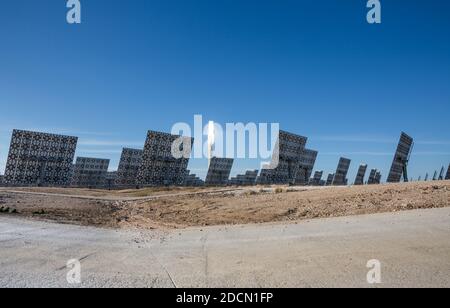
[1,0,449,181]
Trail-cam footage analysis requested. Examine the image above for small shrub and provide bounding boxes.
[244,190,258,196]
[275,188,284,194]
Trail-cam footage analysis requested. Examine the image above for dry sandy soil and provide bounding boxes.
[2,186,217,198]
[0,181,449,229]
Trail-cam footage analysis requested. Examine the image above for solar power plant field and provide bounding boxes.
[294,149,318,185]
[137,131,193,186]
[71,157,110,188]
[354,164,368,186]
[257,130,307,185]
[332,157,351,186]
[387,132,414,183]
[205,157,234,186]
[115,148,143,188]
[4,130,77,187]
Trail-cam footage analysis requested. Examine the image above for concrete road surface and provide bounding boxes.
[1,208,450,288]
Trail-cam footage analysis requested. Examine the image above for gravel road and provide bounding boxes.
[1,207,449,288]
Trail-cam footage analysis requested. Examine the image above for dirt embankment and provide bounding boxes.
[0,193,123,228]
[1,181,449,229]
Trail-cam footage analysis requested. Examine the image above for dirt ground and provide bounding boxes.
[0,181,449,229]
[2,186,218,198]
